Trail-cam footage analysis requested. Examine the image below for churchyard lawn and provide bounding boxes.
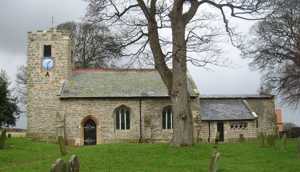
[0,138,299,172]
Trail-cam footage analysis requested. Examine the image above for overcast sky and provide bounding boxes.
[0,0,299,128]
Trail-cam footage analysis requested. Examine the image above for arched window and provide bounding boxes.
[162,106,173,129]
[115,106,130,130]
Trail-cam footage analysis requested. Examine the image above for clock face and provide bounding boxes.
[42,58,54,70]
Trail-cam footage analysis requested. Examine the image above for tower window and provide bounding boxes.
[44,45,52,57]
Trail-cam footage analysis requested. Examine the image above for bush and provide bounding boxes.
[0,129,7,149]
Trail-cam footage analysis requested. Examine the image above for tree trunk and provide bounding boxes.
[144,0,194,146]
[169,5,194,147]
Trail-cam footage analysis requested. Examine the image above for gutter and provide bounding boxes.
[138,98,143,143]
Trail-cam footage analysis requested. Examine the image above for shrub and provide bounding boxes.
[0,129,7,149]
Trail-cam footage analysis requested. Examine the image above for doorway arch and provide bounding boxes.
[83,119,97,145]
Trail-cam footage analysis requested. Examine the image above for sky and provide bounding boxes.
[0,0,299,128]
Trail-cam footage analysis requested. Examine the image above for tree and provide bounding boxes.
[14,65,27,113]
[0,70,20,128]
[243,0,300,105]
[57,22,123,68]
[283,122,298,131]
[85,0,272,146]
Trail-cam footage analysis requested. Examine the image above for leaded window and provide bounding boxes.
[162,106,173,129]
[116,106,130,130]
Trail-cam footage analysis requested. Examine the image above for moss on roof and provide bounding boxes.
[60,69,199,98]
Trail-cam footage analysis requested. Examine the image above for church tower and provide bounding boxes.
[27,29,73,140]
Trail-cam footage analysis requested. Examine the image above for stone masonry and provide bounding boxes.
[26,29,276,145]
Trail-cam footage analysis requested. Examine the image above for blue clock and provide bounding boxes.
[42,58,54,70]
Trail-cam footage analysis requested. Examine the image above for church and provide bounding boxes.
[26,29,276,146]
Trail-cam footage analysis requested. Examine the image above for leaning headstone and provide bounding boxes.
[69,155,80,172]
[58,136,67,156]
[0,129,7,149]
[50,159,66,172]
[208,146,220,172]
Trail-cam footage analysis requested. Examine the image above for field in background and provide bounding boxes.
[0,138,299,172]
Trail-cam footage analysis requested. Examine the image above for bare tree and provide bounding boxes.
[85,0,272,146]
[14,65,27,113]
[57,22,123,68]
[243,0,300,106]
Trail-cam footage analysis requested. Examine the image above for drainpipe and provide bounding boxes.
[139,98,143,143]
[208,121,211,143]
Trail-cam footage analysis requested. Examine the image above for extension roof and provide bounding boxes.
[200,98,258,121]
[60,69,199,98]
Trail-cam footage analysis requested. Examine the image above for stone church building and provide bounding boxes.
[27,29,276,146]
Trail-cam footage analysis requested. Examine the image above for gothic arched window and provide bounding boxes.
[115,106,130,130]
[162,106,173,129]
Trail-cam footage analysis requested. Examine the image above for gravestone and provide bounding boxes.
[208,147,220,172]
[50,159,66,172]
[69,155,80,172]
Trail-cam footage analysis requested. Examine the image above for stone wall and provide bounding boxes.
[27,29,72,140]
[247,98,276,135]
[198,97,276,143]
[61,97,200,145]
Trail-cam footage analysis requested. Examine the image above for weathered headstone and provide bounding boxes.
[50,159,66,172]
[208,147,220,172]
[69,155,80,172]
[58,136,67,156]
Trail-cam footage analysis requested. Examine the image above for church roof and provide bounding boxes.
[60,69,199,98]
[200,98,257,121]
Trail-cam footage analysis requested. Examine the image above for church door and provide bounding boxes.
[84,119,97,145]
[217,122,224,142]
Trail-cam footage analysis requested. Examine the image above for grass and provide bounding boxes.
[0,138,299,172]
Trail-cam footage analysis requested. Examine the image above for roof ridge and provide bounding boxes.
[72,68,157,73]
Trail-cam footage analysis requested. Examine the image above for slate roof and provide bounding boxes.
[200,94,274,99]
[60,69,199,98]
[200,98,257,121]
